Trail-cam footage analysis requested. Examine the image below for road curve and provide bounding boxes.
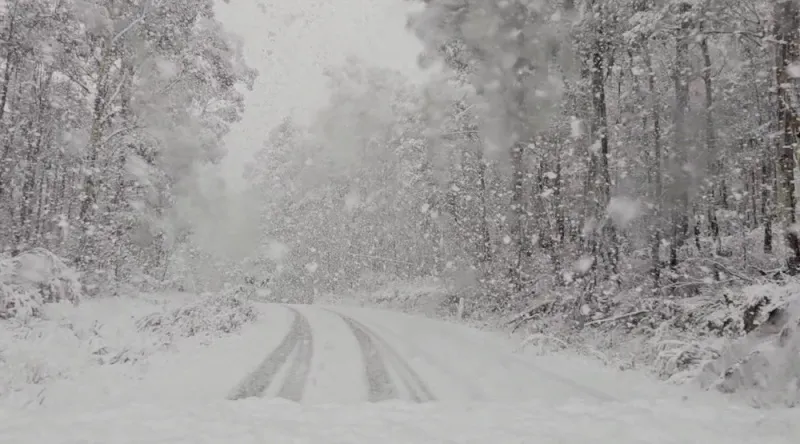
[227,304,614,404]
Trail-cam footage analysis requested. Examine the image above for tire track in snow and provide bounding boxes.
[327,309,436,403]
[357,320,437,402]
[355,316,487,401]
[276,307,314,401]
[227,306,313,401]
[337,314,399,402]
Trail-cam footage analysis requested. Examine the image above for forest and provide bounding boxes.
[2,0,800,400]
[244,0,798,315]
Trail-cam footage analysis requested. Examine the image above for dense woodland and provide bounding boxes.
[0,0,256,292]
[239,0,800,321]
[2,0,800,322]
[2,0,800,401]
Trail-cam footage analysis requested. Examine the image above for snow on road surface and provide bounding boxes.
[2,396,799,444]
[225,304,613,404]
[2,303,799,443]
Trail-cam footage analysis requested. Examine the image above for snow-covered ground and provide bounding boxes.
[3,395,799,444]
[2,296,799,443]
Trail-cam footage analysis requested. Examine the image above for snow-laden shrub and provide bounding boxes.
[1,249,82,319]
[694,286,800,407]
[1,292,260,407]
[613,284,800,389]
[0,297,162,405]
[512,278,800,406]
[699,330,800,407]
[136,288,258,341]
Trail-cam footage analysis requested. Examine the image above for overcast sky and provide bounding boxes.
[214,0,428,190]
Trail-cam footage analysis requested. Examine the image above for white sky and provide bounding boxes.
[214,0,428,190]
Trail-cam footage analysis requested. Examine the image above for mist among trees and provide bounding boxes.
[3,0,800,322]
[3,0,800,404]
[0,0,256,292]
[234,0,799,321]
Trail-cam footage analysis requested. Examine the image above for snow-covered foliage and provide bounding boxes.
[511,279,800,407]
[0,0,257,290]
[1,249,82,319]
[242,59,450,298]
[137,288,258,341]
[0,296,165,405]
[0,290,258,406]
[697,284,800,407]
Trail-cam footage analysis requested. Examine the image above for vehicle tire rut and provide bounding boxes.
[276,308,314,401]
[327,309,436,403]
[337,314,399,402]
[357,317,487,401]
[227,306,313,401]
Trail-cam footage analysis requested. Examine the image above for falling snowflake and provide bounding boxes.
[574,256,594,273]
[570,116,584,139]
[606,197,640,228]
[788,62,800,78]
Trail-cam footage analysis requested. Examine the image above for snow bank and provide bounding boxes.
[0,289,259,408]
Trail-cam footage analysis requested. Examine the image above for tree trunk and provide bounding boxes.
[477,148,492,266]
[774,0,800,270]
[700,33,723,259]
[588,0,616,279]
[669,2,692,269]
[644,46,663,284]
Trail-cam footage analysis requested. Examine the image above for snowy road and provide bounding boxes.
[226,304,612,404]
[3,303,800,443]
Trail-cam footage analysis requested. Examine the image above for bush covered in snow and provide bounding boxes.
[136,288,258,342]
[513,279,800,407]
[694,286,800,407]
[1,289,258,407]
[1,249,82,319]
[0,297,162,405]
